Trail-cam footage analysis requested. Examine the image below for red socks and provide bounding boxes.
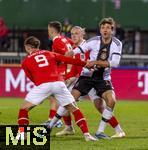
[108,116,119,128]
[63,115,72,126]
[18,109,29,125]
[72,109,88,134]
[49,109,56,119]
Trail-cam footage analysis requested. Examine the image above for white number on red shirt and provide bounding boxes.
[66,43,72,51]
[34,54,49,67]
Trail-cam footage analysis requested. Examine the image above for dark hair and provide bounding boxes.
[99,17,115,30]
[24,36,40,48]
[48,21,62,33]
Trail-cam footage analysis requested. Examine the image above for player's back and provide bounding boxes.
[52,35,73,75]
[22,50,63,86]
[52,35,73,55]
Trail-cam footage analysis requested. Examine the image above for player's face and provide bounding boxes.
[100,23,113,40]
[24,45,31,53]
[48,26,54,38]
[71,28,83,45]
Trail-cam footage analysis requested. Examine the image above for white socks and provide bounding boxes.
[56,106,68,116]
[115,124,123,133]
[96,107,113,134]
[49,106,68,128]
[48,116,59,128]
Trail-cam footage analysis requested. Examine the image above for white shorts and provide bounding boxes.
[25,81,75,106]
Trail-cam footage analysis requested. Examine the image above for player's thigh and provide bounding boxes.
[93,98,106,113]
[25,83,52,105]
[71,88,82,101]
[102,90,116,107]
[53,81,75,107]
[94,80,113,98]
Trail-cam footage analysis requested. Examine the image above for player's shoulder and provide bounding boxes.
[53,36,62,44]
[40,50,54,57]
[54,35,65,41]
[86,36,101,43]
[32,50,50,56]
[53,37,65,47]
[34,50,51,57]
[112,37,122,47]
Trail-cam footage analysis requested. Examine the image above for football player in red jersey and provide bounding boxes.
[56,26,125,138]
[17,36,97,141]
[46,21,73,126]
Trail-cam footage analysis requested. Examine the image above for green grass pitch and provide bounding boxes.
[0,98,148,150]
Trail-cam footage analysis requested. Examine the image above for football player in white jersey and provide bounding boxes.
[65,17,125,139]
[56,24,125,138]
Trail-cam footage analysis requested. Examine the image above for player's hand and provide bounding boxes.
[85,61,96,69]
[65,50,74,57]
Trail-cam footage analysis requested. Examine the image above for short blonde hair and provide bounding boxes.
[71,26,85,35]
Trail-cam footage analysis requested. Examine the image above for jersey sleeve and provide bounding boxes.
[109,42,122,67]
[65,65,78,80]
[73,40,95,55]
[73,43,90,55]
[54,53,86,66]
[73,37,96,55]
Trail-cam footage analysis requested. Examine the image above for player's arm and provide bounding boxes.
[54,53,86,66]
[65,65,78,80]
[85,43,122,68]
[109,43,122,67]
[85,60,110,68]
[65,39,93,57]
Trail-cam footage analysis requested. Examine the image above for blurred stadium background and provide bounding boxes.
[0,0,148,150]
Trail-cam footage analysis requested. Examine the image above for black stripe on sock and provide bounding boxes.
[102,117,109,122]
[55,114,62,119]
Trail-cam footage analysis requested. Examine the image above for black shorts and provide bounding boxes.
[73,76,113,97]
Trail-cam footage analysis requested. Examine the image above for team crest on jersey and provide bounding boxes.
[100,48,108,60]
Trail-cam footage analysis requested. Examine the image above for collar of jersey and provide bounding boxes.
[53,35,61,41]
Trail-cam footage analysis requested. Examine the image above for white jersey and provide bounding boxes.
[73,36,122,80]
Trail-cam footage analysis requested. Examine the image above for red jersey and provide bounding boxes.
[22,50,86,86]
[65,51,90,80]
[52,35,73,75]
[52,35,73,54]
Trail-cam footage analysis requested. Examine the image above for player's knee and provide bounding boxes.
[94,99,104,113]
[107,98,116,108]
[71,89,81,100]
[65,103,78,113]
